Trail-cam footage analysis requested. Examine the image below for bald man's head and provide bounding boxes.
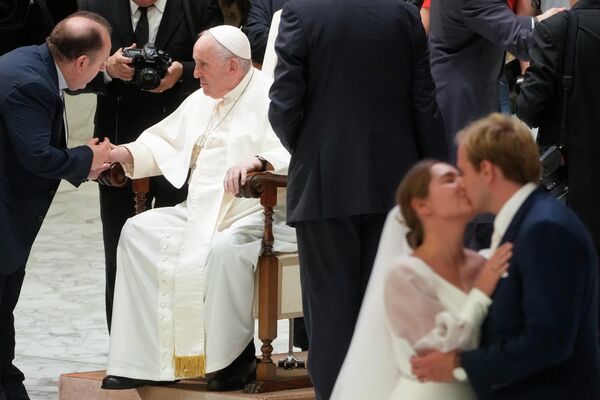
[47,11,112,63]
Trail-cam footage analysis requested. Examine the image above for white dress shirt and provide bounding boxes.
[130,0,167,45]
[490,182,537,252]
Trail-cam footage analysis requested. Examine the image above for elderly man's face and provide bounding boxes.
[193,35,236,99]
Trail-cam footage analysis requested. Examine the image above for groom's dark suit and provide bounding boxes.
[461,189,600,399]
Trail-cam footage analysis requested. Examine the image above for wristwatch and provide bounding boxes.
[453,367,468,382]
[255,155,268,171]
[452,353,468,382]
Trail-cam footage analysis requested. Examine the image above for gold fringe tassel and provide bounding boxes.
[173,354,206,378]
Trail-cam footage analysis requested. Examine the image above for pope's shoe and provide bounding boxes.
[101,375,176,390]
[207,341,257,391]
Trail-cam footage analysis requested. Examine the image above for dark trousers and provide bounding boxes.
[100,175,188,331]
[0,267,29,400]
[295,213,386,400]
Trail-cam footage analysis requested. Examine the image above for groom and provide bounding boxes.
[411,113,600,399]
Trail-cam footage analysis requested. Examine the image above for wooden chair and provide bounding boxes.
[98,166,312,393]
[238,171,311,393]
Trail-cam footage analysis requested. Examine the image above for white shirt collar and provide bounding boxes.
[221,68,254,106]
[130,0,166,15]
[493,182,537,243]
[54,63,68,92]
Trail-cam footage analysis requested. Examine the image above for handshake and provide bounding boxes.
[86,137,113,180]
[86,137,135,181]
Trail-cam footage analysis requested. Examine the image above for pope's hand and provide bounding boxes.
[223,157,264,195]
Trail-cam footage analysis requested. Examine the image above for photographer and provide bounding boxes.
[77,0,223,331]
[517,0,600,258]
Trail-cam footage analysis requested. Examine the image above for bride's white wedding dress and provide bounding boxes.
[331,207,491,400]
[384,255,490,399]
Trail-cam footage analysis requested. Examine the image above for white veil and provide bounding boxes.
[331,206,411,400]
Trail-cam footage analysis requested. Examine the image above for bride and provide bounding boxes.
[331,160,511,399]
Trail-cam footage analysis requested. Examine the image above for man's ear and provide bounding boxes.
[74,55,88,72]
[479,160,495,183]
[228,58,240,73]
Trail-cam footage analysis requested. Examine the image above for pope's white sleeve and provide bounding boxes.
[120,141,162,179]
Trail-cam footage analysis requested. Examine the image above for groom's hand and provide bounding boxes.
[411,350,457,383]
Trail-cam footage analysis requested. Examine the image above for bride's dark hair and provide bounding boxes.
[396,159,438,249]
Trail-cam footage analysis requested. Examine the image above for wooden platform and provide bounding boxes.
[58,354,314,400]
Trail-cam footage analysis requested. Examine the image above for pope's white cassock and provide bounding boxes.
[106,67,296,381]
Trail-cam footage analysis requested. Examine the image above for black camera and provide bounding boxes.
[540,145,568,203]
[123,43,172,91]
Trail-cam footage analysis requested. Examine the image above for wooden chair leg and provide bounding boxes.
[132,178,149,214]
[256,254,279,381]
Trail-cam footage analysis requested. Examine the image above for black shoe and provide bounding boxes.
[207,341,257,391]
[101,375,176,390]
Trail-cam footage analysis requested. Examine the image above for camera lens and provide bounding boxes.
[138,67,161,90]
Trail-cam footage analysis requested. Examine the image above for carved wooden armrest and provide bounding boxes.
[238,171,288,199]
[239,172,287,257]
[96,163,148,214]
[96,163,127,187]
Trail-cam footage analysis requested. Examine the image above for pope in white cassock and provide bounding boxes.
[100,26,296,392]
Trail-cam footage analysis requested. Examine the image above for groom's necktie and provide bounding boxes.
[490,230,509,278]
[134,6,150,46]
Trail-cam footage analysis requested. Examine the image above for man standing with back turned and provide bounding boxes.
[268,0,447,397]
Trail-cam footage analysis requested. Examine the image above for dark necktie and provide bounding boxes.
[60,91,69,146]
[134,6,150,46]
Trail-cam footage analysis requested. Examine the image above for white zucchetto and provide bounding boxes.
[208,25,251,60]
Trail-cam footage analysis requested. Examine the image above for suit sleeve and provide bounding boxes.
[3,82,92,183]
[516,21,561,128]
[460,221,587,397]
[243,0,273,65]
[410,16,448,161]
[268,3,307,153]
[462,0,533,60]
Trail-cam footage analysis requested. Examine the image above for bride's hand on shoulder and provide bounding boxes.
[474,242,513,296]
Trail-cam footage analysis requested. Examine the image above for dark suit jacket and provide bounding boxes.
[269,0,447,224]
[461,189,600,399]
[0,44,93,275]
[517,0,600,256]
[429,0,534,150]
[79,0,222,144]
[242,0,289,64]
